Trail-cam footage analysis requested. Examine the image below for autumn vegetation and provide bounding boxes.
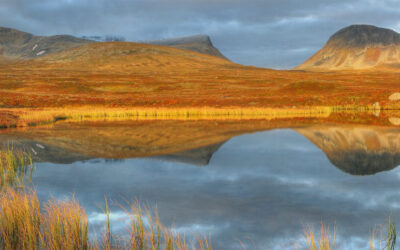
[0,42,400,129]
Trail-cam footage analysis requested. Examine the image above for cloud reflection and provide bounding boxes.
[31,129,400,249]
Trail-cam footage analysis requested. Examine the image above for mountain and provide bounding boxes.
[296,25,400,71]
[0,27,93,60]
[0,27,228,61]
[147,35,228,60]
[297,126,400,175]
[33,42,232,73]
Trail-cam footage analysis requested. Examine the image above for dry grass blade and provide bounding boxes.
[0,149,33,189]
[303,223,337,250]
[0,188,40,249]
[41,195,89,249]
[385,214,396,250]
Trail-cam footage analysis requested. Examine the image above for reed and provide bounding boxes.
[1,106,333,128]
[1,104,393,129]
[118,199,211,250]
[302,218,400,250]
[0,188,211,250]
[0,187,399,249]
[303,223,336,250]
[0,188,40,249]
[41,196,89,249]
[385,214,396,250]
[0,149,33,189]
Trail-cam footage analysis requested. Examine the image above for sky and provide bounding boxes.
[1,0,399,69]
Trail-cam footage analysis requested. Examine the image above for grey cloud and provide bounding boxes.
[1,0,399,68]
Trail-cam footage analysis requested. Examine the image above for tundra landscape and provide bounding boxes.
[2,1,400,249]
[1,25,400,128]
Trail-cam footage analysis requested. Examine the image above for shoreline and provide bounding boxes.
[0,105,390,128]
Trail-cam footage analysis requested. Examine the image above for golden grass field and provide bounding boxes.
[0,42,399,129]
[0,106,334,128]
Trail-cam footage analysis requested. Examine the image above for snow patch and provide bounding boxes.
[36,50,46,56]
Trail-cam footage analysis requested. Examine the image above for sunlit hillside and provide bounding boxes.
[0,41,399,110]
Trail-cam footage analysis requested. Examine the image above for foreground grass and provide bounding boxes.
[1,188,398,250]
[0,150,397,249]
[0,188,211,250]
[302,220,396,250]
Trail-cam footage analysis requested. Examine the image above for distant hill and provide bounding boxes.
[33,42,233,73]
[0,27,228,61]
[0,27,92,60]
[147,35,228,60]
[296,25,400,71]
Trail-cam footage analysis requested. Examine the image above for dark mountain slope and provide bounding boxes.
[0,27,92,59]
[148,35,228,60]
[0,27,228,61]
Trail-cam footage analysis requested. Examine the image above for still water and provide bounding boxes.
[25,127,400,249]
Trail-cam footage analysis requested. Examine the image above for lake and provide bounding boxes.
[1,118,400,249]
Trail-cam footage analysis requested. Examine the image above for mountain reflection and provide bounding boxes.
[297,126,400,175]
[2,121,400,175]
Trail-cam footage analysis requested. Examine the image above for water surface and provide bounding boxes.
[24,127,400,249]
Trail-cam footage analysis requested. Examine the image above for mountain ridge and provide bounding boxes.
[0,27,228,61]
[327,24,400,48]
[0,27,92,59]
[296,24,400,71]
[147,34,228,60]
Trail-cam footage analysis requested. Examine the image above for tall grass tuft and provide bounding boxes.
[0,149,33,189]
[385,214,396,250]
[41,196,89,249]
[102,197,112,250]
[123,200,211,250]
[303,223,336,250]
[0,188,41,249]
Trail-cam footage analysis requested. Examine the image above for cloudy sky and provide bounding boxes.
[1,0,399,69]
